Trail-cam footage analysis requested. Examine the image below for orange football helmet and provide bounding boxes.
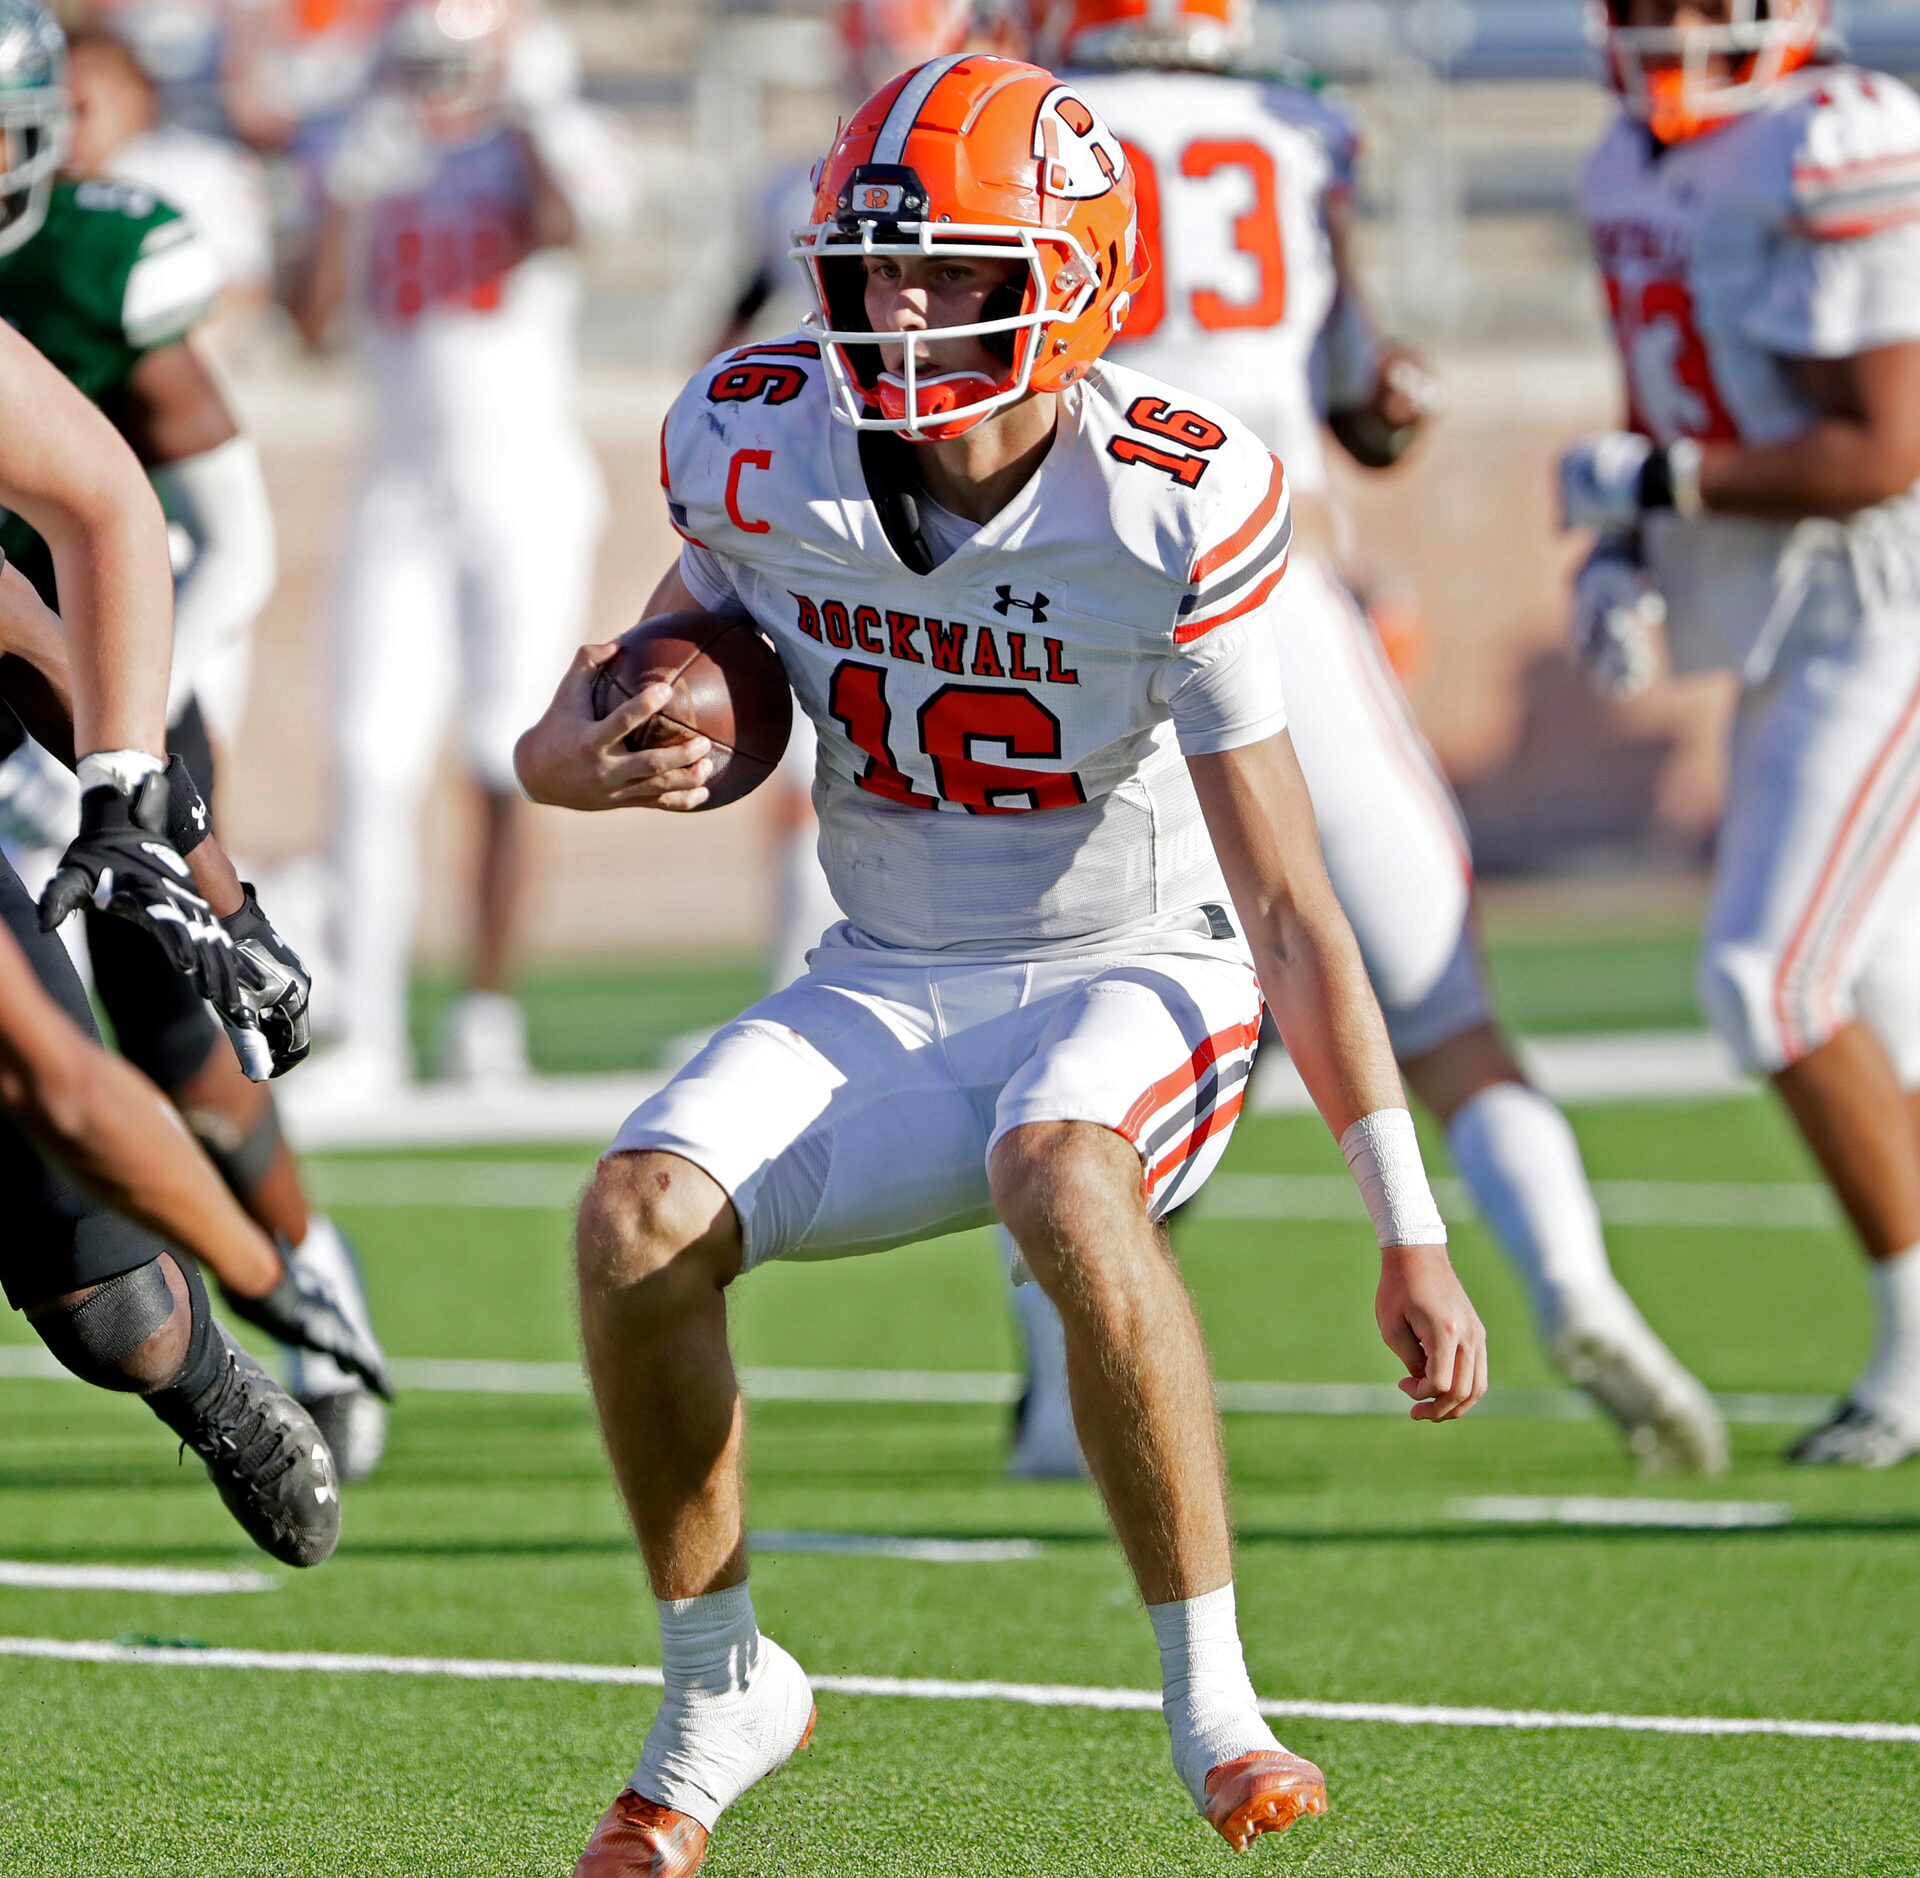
[1593,0,1825,144]
[794,53,1147,441]
[1026,0,1252,73]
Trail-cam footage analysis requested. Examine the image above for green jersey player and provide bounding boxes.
[0,0,391,1481]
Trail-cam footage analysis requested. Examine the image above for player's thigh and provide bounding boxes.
[607,967,992,1271]
[455,456,606,790]
[332,469,461,785]
[993,948,1263,1223]
[1704,625,1920,1070]
[1275,558,1485,1051]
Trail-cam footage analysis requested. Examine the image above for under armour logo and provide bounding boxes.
[190,797,208,831]
[992,585,1050,622]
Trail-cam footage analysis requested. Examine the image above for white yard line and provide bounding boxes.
[299,1158,1840,1232]
[751,1532,1043,1563]
[1450,1497,1793,1530]
[275,1032,1749,1154]
[0,1562,276,1596]
[1,1635,1911,1745]
[0,1343,1837,1425]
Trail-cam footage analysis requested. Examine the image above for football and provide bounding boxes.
[589,608,794,810]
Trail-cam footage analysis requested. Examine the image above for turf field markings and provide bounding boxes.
[3,1636,1914,1746]
[299,1158,1841,1231]
[752,1532,1044,1563]
[0,1342,1839,1425]
[0,1561,277,1595]
[1449,1497,1793,1530]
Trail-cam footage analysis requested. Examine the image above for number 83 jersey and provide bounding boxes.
[661,337,1295,954]
[1582,64,1920,675]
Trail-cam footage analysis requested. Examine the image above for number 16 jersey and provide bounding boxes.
[660,339,1294,955]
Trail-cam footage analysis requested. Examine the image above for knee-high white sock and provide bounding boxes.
[632,1582,814,1831]
[1446,1082,1619,1339]
[1858,1241,1920,1429]
[1149,1583,1283,1810]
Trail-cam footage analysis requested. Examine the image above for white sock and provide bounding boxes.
[632,1582,815,1832]
[1447,1082,1621,1339]
[1857,1241,1920,1429]
[1148,1584,1283,1810]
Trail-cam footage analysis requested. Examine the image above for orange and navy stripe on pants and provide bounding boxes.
[1121,1011,1264,1214]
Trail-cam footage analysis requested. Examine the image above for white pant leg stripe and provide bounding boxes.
[1774,672,1920,1061]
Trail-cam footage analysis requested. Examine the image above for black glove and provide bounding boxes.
[224,1244,393,1401]
[219,884,313,1079]
[39,772,240,1008]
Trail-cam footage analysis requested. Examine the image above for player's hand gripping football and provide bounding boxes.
[1375,1244,1488,1421]
[39,771,242,1009]
[514,642,715,812]
[223,1240,393,1400]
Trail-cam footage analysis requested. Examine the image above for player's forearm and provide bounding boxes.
[0,951,278,1291]
[1249,894,1406,1139]
[39,473,174,759]
[1698,423,1920,520]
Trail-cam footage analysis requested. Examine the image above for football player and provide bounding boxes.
[518,55,1486,1869]
[292,0,617,1089]
[0,311,341,1567]
[64,23,276,370]
[992,0,1725,1479]
[1562,0,1920,1467]
[0,0,390,1481]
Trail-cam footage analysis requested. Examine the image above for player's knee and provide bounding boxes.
[26,1255,191,1394]
[990,1122,1146,1298]
[575,1152,736,1321]
[1695,936,1789,1074]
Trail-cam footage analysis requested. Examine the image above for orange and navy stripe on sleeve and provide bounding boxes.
[1176,455,1291,645]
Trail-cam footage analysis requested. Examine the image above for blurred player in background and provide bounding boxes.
[994,0,1724,1479]
[0,309,344,1568]
[0,0,390,1479]
[63,21,275,367]
[294,0,630,1087]
[1563,0,1920,1467]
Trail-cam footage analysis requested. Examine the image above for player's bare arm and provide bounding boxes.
[0,320,171,755]
[1187,732,1488,1420]
[514,563,718,813]
[0,918,278,1292]
[1323,193,1440,469]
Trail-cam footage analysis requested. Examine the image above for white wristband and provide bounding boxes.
[76,748,166,795]
[1340,1108,1447,1250]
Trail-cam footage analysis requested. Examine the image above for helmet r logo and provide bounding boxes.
[1033,86,1126,201]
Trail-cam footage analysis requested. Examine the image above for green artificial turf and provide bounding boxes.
[3,1100,1917,1875]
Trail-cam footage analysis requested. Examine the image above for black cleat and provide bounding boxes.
[161,1328,341,1565]
[1787,1399,1920,1469]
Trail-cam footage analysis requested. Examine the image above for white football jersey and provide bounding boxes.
[1582,64,1920,675]
[662,338,1295,954]
[354,128,584,452]
[111,126,274,301]
[1069,68,1357,497]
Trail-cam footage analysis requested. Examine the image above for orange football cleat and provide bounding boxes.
[571,1707,818,1877]
[1202,1750,1329,1852]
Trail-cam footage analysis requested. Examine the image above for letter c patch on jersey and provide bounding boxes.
[726,449,773,534]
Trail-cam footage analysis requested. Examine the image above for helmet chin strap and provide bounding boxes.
[872,368,1006,440]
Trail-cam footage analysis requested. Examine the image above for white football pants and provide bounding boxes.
[328,445,604,1059]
